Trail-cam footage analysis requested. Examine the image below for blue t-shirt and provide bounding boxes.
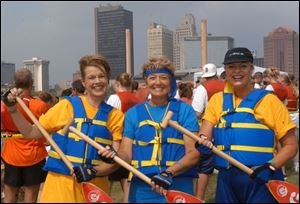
[124,100,199,139]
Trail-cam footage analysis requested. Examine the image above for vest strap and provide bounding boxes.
[48,150,102,165]
[218,122,270,130]
[131,160,176,168]
[216,145,274,153]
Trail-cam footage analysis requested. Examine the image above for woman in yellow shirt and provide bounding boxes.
[3,54,124,202]
[195,47,298,203]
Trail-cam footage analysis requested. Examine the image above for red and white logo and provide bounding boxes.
[277,184,288,197]
[173,195,186,203]
[88,190,100,203]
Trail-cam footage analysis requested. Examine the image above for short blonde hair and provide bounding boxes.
[142,56,175,78]
[264,67,280,80]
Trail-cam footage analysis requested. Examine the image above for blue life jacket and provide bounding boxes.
[214,89,275,168]
[43,96,113,175]
[131,100,197,179]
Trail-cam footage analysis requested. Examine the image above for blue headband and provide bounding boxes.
[143,67,177,100]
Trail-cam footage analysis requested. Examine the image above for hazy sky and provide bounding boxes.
[1,1,299,86]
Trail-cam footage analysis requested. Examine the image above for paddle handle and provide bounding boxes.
[16,97,74,172]
[69,126,152,185]
[162,111,253,175]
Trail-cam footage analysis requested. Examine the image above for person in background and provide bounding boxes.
[36,91,58,108]
[1,68,49,203]
[71,79,85,96]
[60,88,72,97]
[195,47,298,203]
[253,72,263,89]
[131,80,139,93]
[192,63,225,120]
[263,67,288,104]
[191,63,225,201]
[280,74,299,172]
[101,56,200,202]
[106,72,141,203]
[178,82,193,104]
[3,54,124,202]
[219,71,226,82]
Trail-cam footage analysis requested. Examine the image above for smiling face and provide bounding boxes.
[82,66,108,98]
[225,62,254,90]
[145,73,171,100]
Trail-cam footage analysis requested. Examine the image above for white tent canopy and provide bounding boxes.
[194,66,288,82]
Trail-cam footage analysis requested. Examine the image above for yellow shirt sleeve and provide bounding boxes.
[39,96,124,140]
[39,98,72,134]
[254,93,295,140]
[203,92,295,141]
[203,92,223,126]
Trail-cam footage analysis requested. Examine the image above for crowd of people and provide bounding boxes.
[1,47,298,203]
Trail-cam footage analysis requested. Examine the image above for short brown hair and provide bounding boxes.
[116,73,133,89]
[79,54,111,79]
[14,68,33,89]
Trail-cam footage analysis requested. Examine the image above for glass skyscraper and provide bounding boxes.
[183,36,234,69]
[95,4,134,79]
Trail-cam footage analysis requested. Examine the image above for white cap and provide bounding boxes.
[201,63,217,78]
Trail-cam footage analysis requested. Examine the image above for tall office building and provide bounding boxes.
[147,22,173,62]
[264,27,299,77]
[173,14,197,70]
[183,36,234,69]
[95,4,133,79]
[1,61,15,85]
[24,57,49,91]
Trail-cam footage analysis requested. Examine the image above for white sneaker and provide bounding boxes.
[1,192,4,199]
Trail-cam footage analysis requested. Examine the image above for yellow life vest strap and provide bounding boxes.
[57,118,107,135]
[217,122,270,130]
[48,150,101,165]
[131,160,176,168]
[216,145,274,153]
[144,103,169,169]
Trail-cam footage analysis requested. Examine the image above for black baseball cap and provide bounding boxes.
[223,47,253,65]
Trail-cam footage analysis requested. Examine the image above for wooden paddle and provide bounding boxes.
[69,126,204,203]
[15,97,114,203]
[160,111,299,203]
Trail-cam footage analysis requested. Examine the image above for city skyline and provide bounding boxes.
[1,1,299,86]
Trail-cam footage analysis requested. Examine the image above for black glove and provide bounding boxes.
[250,163,276,184]
[73,166,97,183]
[195,141,212,155]
[198,152,214,174]
[151,171,173,190]
[2,89,16,107]
[98,146,117,164]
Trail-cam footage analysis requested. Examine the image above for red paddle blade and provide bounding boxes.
[166,190,204,203]
[267,180,299,203]
[82,182,114,203]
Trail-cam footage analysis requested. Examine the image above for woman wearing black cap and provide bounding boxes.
[195,47,298,203]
